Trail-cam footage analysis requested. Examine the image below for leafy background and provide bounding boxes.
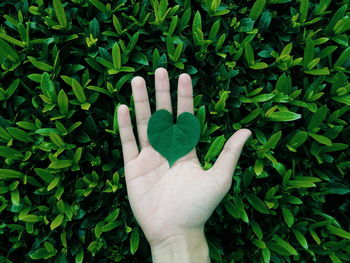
[0,0,350,262]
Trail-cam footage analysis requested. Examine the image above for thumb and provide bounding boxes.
[211,128,252,177]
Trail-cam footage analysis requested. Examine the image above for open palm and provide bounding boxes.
[117,68,252,246]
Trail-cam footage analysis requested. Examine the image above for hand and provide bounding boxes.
[117,68,252,259]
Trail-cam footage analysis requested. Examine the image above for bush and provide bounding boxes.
[0,0,350,262]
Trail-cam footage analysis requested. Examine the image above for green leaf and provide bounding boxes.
[0,38,19,62]
[57,89,69,115]
[244,41,255,65]
[261,248,270,263]
[251,220,263,239]
[147,109,201,167]
[325,4,347,33]
[49,132,65,147]
[308,132,332,146]
[0,146,23,160]
[47,176,60,191]
[49,160,73,169]
[6,127,33,142]
[68,77,86,103]
[75,247,84,263]
[35,168,55,183]
[292,229,308,249]
[262,130,281,152]
[179,7,191,31]
[41,72,57,103]
[166,35,175,57]
[250,62,268,69]
[130,227,140,255]
[309,228,321,244]
[11,189,20,206]
[273,235,298,255]
[266,111,302,122]
[334,46,350,67]
[50,214,64,230]
[254,159,264,176]
[29,248,55,260]
[288,131,308,149]
[245,193,269,214]
[281,206,294,227]
[307,105,327,132]
[53,0,67,28]
[326,224,350,239]
[5,78,20,99]
[27,56,53,71]
[88,0,107,13]
[20,214,41,223]
[209,19,220,40]
[329,254,342,263]
[249,0,266,20]
[112,42,121,69]
[299,0,309,23]
[304,68,330,75]
[173,42,183,62]
[0,33,25,47]
[204,135,226,162]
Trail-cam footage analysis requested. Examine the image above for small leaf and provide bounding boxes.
[250,62,268,69]
[273,235,298,255]
[308,132,332,146]
[244,41,255,65]
[50,214,64,230]
[245,193,269,214]
[49,160,73,169]
[266,111,302,122]
[292,229,308,249]
[130,227,140,255]
[47,176,60,191]
[75,247,84,263]
[71,79,86,103]
[327,224,350,239]
[204,135,226,162]
[0,168,24,179]
[57,89,69,115]
[20,214,41,223]
[7,127,33,142]
[288,131,308,149]
[112,42,121,69]
[299,0,309,23]
[0,146,23,160]
[304,68,330,75]
[249,0,266,20]
[53,0,67,28]
[27,56,53,71]
[281,206,294,227]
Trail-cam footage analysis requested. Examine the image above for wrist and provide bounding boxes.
[150,227,210,263]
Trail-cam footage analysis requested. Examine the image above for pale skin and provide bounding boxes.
[117,67,252,263]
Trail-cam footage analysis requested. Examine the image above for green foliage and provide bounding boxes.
[0,0,349,262]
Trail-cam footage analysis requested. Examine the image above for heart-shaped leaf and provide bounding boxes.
[147,109,201,167]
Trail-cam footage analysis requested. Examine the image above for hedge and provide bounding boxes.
[0,0,350,262]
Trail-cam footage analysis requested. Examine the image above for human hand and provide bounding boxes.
[117,68,252,261]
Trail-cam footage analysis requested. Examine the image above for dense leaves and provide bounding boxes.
[0,0,349,262]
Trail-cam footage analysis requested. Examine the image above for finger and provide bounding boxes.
[177,73,193,117]
[131,76,152,149]
[210,129,252,177]
[174,73,199,165]
[155,67,172,113]
[117,104,139,165]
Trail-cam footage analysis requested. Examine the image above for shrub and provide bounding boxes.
[0,0,349,262]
